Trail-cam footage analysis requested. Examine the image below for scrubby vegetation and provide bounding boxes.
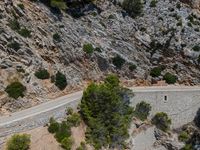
[5,82,26,99]
[7,41,20,51]
[112,55,125,69]
[151,112,171,132]
[178,131,190,142]
[163,72,177,84]
[55,71,67,90]
[129,64,137,71]
[122,0,143,17]
[134,101,151,121]
[83,43,94,54]
[48,108,81,150]
[80,75,134,149]
[35,69,50,80]
[6,134,31,150]
[53,33,61,42]
[150,66,163,77]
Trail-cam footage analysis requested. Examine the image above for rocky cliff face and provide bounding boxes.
[0,0,200,113]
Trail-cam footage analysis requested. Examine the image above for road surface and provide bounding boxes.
[0,86,200,134]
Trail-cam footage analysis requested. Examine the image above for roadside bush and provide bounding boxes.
[151,112,171,132]
[6,134,30,150]
[35,69,50,80]
[134,101,151,121]
[5,82,26,99]
[122,0,143,17]
[104,74,120,87]
[178,131,190,142]
[83,43,94,54]
[48,118,60,133]
[163,72,177,84]
[66,107,73,115]
[67,113,81,127]
[150,66,162,77]
[55,71,67,90]
[55,121,71,142]
[61,137,73,150]
[112,55,125,69]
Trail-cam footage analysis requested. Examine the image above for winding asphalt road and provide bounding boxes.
[0,86,200,128]
[0,91,83,126]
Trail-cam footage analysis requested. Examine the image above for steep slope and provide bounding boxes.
[0,0,200,113]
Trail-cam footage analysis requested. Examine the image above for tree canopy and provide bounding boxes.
[80,75,134,149]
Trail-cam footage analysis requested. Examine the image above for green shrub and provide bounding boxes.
[112,55,125,69]
[50,0,67,10]
[134,101,151,121]
[48,118,60,133]
[150,0,157,7]
[5,82,26,99]
[181,144,193,150]
[129,64,137,71]
[151,112,171,132]
[163,72,177,84]
[8,19,20,31]
[150,66,162,77]
[104,74,120,87]
[55,71,67,90]
[7,41,20,51]
[35,69,50,80]
[66,107,73,115]
[55,121,71,142]
[192,45,200,52]
[67,113,81,127]
[53,33,61,42]
[18,28,31,38]
[122,0,143,17]
[76,142,87,150]
[6,134,30,150]
[61,137,73,150]
[17,3,25,10]
[83,43,94,54]
[178,131,190,142]
[80,75,134,149]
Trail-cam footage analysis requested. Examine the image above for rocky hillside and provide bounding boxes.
[0,0,200,113]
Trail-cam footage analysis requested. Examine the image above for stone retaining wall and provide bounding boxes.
[131,89,200,128]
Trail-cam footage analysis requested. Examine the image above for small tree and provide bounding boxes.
[35,69,50,80]
[83,43,94,54]
[163,72,177,84]
[134,101,151,121]
[122,0,143,17]
[151,112,171,132]
[112,55,125,69]
[67,113,81,127]
[50,0,67,10]
[150,67,162,77]
[55,71,67,90]
[5,82,26,99]
[48,117,60,133]
[61,137,73,150]
[6,134,31,150]
[178,131,190,142]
